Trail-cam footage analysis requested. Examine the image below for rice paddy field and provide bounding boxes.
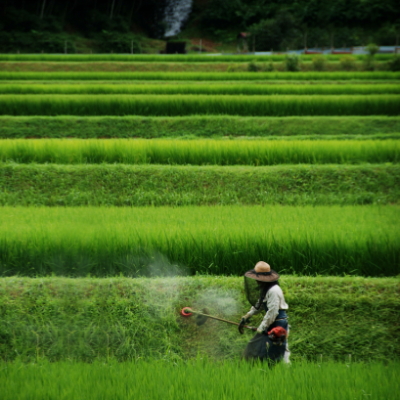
[1,359,399,400]
[0,54,399,397]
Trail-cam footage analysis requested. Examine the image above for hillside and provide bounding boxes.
[1,0,399,54]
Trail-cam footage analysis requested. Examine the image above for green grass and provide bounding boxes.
[1,94,399,116]
[0,205,398,277]
[0,71,398,80]
[1,164,398,207]
[1,359,399,400]
[1,116,399,139]
[0,276,398,363]
[1,82,400,95]
[1,139,398,165]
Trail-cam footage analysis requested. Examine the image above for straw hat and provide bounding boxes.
[244,261,279,282]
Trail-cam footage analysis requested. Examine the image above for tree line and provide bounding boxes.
[0,0,399,52]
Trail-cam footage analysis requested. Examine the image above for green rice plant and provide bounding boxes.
[1,358,399,400]
[1,164,399,207]
[0,139,398,165]
[0,71,399,80]
[0,206,398,277]
[1,116,399,139]
[1,82,400,95]
[0,276,398,362]
[0,94,399,116]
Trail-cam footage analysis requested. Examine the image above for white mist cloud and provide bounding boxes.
[164,0,193,37]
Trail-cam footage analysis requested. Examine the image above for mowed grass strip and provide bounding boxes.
[1,164,398,207]
[0,71,399,80]
[1,82,400,95]
[0,205,398,277]
[1,116,399,139]
[1,139,398,164]
[0,94,399,116]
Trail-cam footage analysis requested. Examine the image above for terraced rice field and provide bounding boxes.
[0,56,399,386]
[0,61,399,276]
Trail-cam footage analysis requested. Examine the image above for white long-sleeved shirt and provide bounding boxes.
[245,285,288,332]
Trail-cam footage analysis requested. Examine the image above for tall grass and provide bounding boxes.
[0,276,398,362]
[0,206,398,277]
[1,82,400,95]
[0,71,399,80]
[1,359,399,400]
[0,94,399,116]
[1,139,398,164]
[0,53,394,61]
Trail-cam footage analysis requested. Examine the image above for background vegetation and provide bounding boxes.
[1,0,399,53]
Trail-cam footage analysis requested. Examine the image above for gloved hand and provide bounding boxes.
[238,317,250,334]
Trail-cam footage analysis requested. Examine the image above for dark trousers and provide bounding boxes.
[243,311,289,363]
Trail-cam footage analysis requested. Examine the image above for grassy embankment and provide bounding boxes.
[0,276,398,362]
[0,53,394,74]
[0,206,398,277]
[0,54,395,62]
[0,71,399,80]
[0,61,392,72]
[2,359,399,400]
[1,115,399,139]
[1,164,399,206]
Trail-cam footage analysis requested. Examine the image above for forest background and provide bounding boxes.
[1,0,400,54]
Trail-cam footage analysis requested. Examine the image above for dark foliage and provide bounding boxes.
[0,0,399,51]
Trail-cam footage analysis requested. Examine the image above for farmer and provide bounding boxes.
[238,261,290,364]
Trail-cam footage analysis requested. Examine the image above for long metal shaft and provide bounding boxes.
[187,309,256,331]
